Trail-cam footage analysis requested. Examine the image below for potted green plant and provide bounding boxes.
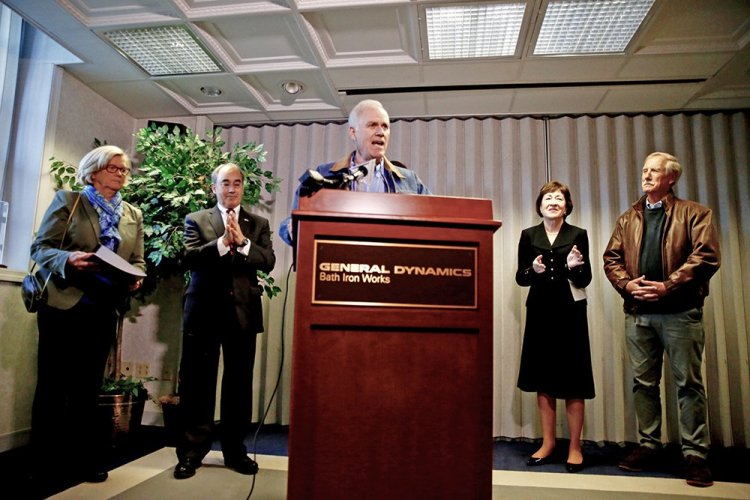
[98,373,157,444]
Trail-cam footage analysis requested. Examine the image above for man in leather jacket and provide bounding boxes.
[603,152,720,487]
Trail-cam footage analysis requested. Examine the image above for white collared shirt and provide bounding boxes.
[350,158,386,192]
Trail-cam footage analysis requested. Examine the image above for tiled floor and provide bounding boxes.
[4,425,749,499]
[50,447,750,500]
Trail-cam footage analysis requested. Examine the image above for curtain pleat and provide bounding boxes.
[226,111,749,447]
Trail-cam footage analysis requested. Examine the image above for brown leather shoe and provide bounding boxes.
[685,455,713,487]
[618,445,660,472]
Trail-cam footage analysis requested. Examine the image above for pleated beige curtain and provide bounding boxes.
[227,111,749,447]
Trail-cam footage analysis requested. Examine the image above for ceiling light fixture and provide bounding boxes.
[425,2,527,59]
[200,86,223,97]
[102,25,222,76]
[282,81,304,95]
[533,0,656,55]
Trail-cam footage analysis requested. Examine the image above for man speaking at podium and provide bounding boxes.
[279,99,431,245]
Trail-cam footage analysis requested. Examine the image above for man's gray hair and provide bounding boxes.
[646,151,682,183]
[348,99,388,128]
[211,162,244,184]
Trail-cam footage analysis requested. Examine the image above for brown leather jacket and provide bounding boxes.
[603,192,720,313]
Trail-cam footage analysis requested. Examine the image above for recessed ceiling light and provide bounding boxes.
[102,25,222,76]
[200,86,223,97]
[425,3,527,59]
[533,0,656,55]
[282,81,304,95]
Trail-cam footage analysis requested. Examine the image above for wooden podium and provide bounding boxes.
[287,190,501,499]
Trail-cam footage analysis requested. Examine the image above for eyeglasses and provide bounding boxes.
[103,164,131,175]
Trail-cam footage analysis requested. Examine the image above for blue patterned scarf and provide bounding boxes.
[83,184,123,251]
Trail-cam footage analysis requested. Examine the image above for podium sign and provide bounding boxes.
[287,190,500,500]
[313,239,477,308]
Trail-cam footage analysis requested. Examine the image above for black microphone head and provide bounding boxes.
[349,159,374,180]
[298,169,328,196]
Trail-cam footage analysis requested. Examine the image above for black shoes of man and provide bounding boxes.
[224,456,260,475]
[173,455,259,479]
[619,445,714,487]
[173,457,202,479]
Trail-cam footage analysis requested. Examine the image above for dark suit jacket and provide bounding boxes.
[30,190,145,310]
[182,205,275,334]
[515,221,592,307]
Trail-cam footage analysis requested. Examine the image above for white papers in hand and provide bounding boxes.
[94,245,146,278]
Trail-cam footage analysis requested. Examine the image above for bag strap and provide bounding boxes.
[28,192,84,289]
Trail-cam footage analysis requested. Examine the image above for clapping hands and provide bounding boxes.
[222,209,246,249]
[532,255,546,274]
[566,245,584,269]
[532,245,584,274]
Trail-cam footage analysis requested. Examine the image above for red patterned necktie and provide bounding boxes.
[226,208,235,254]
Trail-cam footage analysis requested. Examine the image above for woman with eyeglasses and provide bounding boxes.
[27,145,145,494]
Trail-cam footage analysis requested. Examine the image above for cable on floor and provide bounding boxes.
[244,260,293,499]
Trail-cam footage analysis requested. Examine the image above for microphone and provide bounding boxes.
[298,169,342,196]
[298,159,374,196]
[340,162,370,184]
[306,169,341,186]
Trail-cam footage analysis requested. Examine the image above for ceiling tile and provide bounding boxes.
[511,87,608,115]
[598,83,702,112]
[86,80,188,117]
[328,66,423,90]
[423,61,524,85]
[520,57,626,82]
[154,74,263,108]
[239,70,340,108]
[426,90,515,117]
[196,14,319,72]
[637,0,750,53]
[302,5,419,67]
[2,0,748,124]
[619,53,734,79]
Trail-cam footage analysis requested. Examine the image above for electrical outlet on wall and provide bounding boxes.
[135,362,150,378]
[121,361,133,376]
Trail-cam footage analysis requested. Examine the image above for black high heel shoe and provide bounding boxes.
[527,455,553,466]
[566,461,584,473]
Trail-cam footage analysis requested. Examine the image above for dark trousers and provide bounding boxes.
[176,297,258,462]
[31,301,117,476]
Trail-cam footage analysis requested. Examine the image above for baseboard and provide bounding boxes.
[0,428,30,453]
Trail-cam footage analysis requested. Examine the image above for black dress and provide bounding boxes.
[515,222,595,400]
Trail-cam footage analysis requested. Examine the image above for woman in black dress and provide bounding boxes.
[516,181,595,472]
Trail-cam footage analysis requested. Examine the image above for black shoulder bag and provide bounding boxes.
[22,193,82,312]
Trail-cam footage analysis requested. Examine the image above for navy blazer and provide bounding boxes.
[515,221,592,307]
[182,205,275,334]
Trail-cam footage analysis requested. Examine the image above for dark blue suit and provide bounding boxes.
[176,205,275,463]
